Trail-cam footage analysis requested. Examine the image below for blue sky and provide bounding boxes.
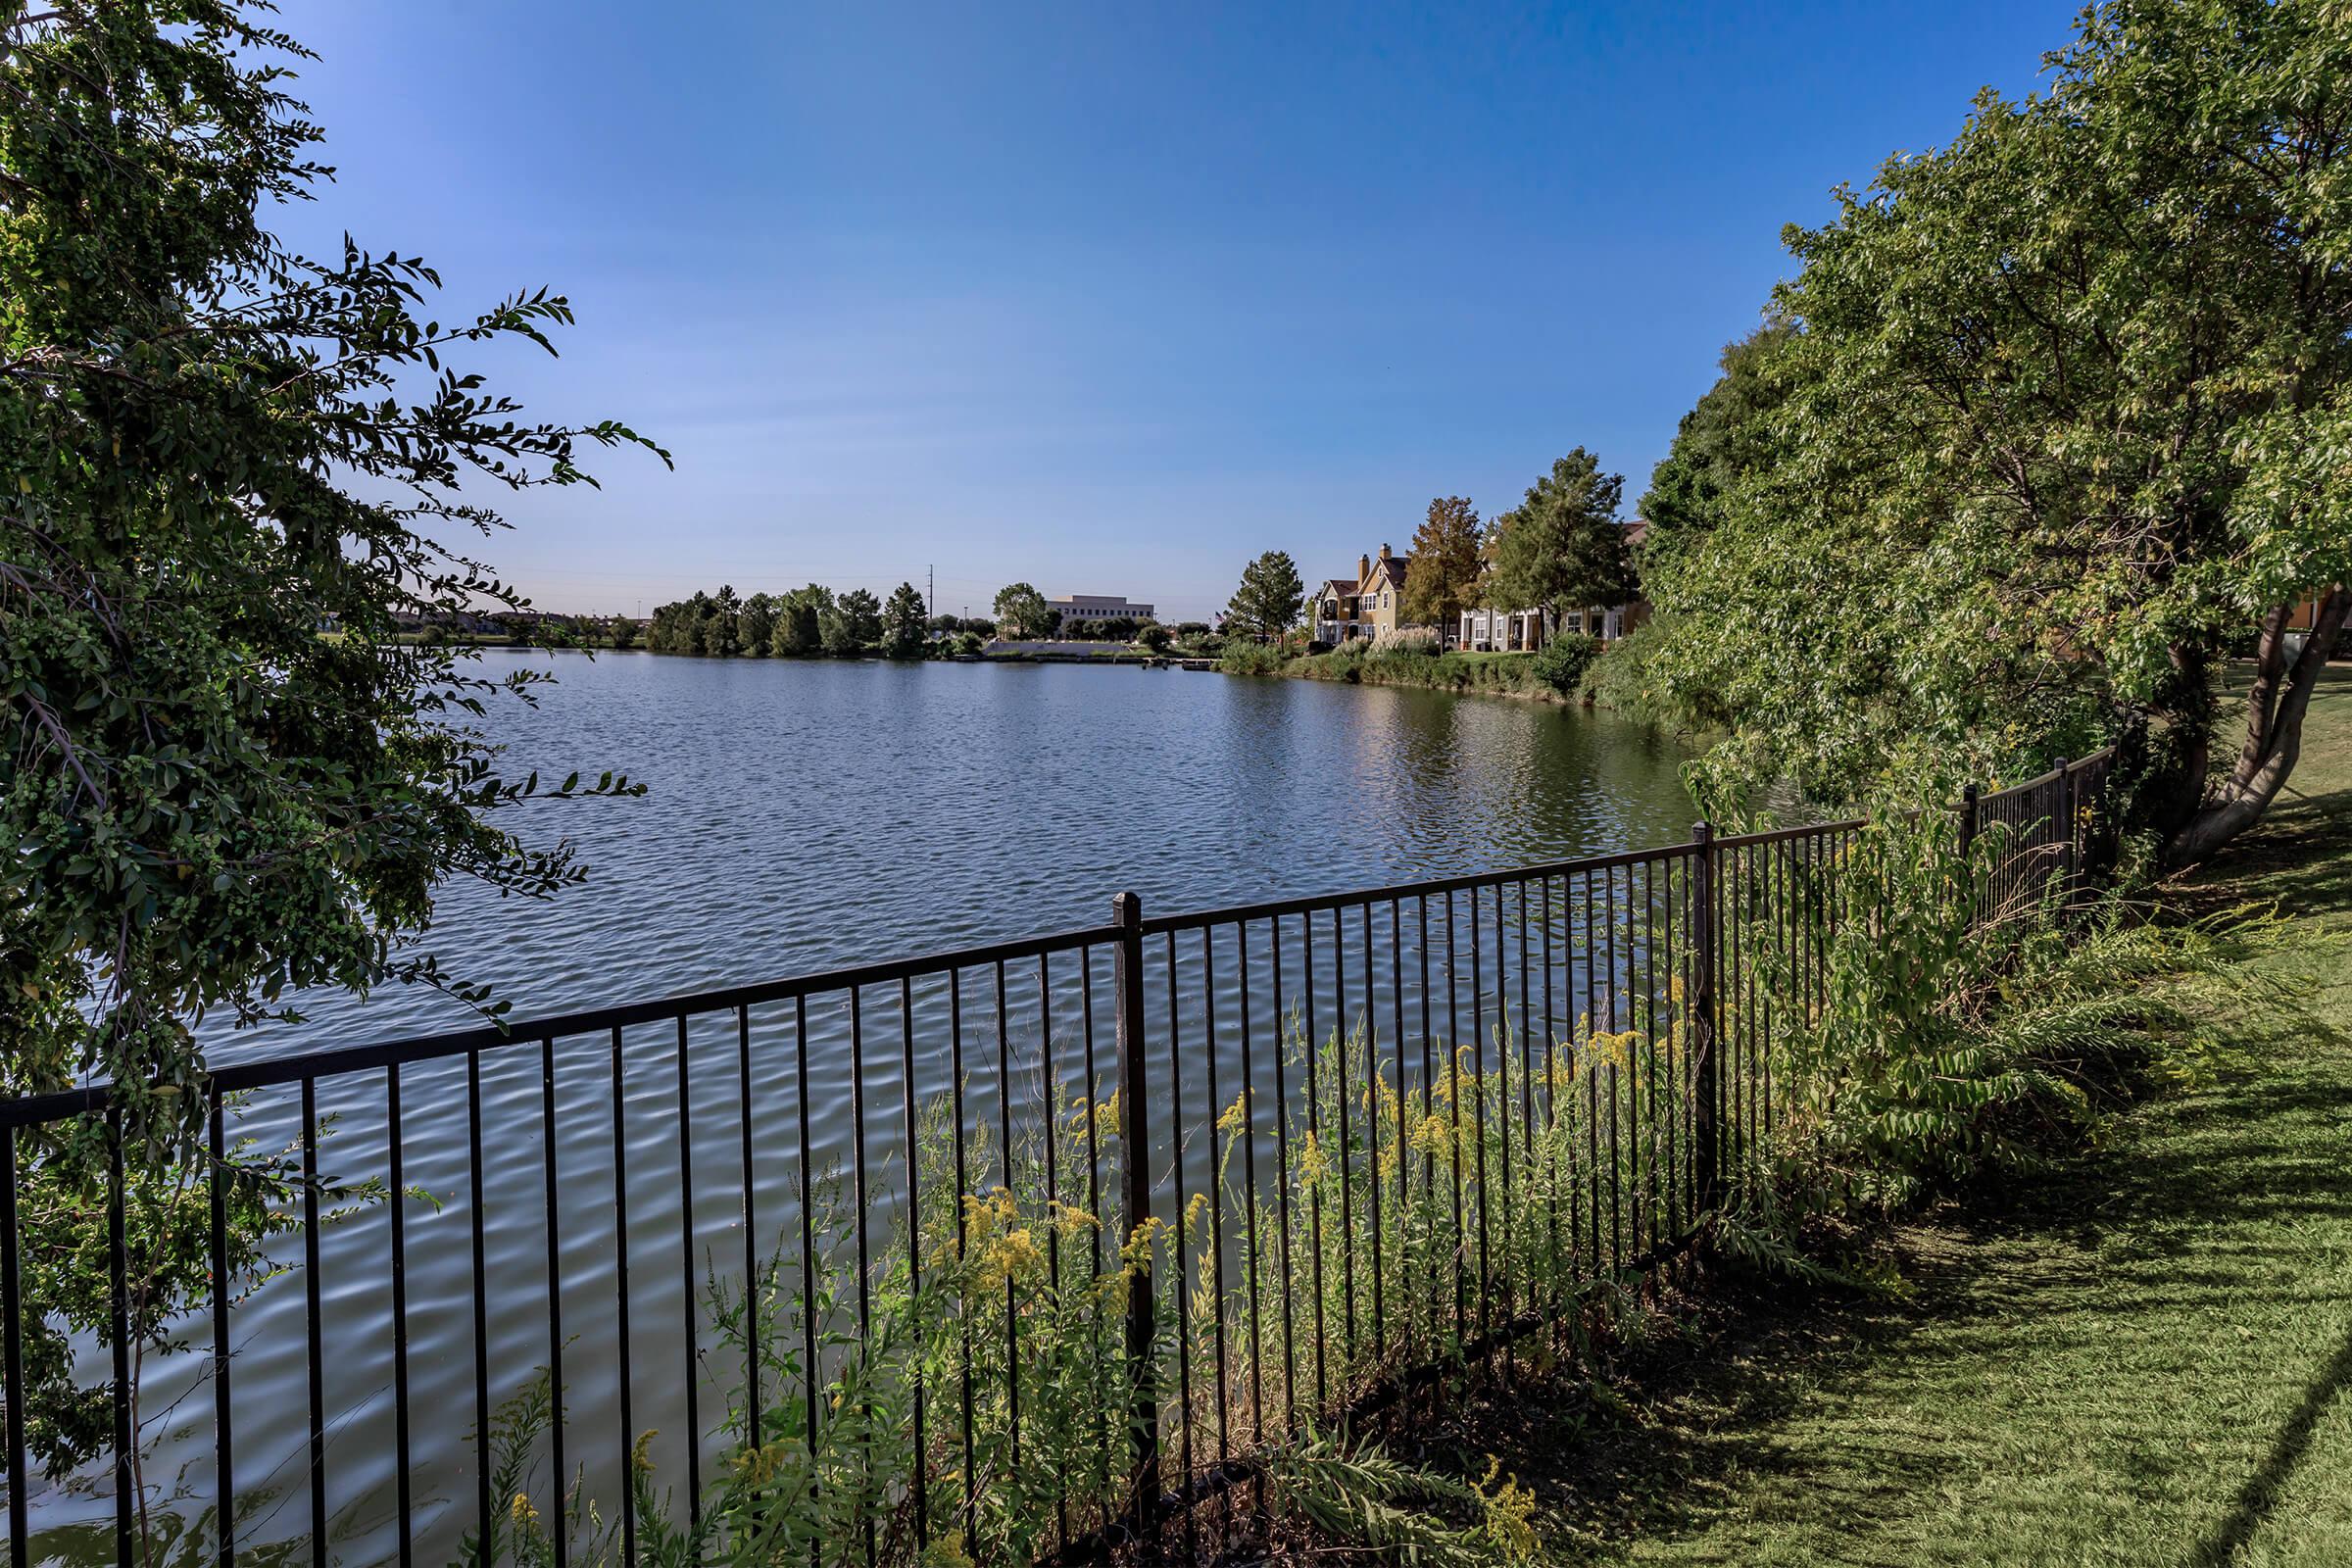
[284,2,2075,622]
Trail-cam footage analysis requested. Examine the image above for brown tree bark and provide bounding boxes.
[2164,586,2347,866]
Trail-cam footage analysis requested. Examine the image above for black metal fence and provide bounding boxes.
[0,753,2114,1566]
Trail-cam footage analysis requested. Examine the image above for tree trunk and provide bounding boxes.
[2164,586,2347,866]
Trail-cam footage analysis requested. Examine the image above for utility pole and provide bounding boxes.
[927,564,935,620]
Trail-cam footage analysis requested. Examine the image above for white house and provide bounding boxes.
[1455,520,1650,652]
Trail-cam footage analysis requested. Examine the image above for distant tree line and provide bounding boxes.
[642,581,932,659]
[634,581,1181,659]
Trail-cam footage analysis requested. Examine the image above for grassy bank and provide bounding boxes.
[1376,670,2352,1565]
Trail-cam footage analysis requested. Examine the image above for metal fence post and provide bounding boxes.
[1958,783,1981,927]
[1111,892,1160,1539]
[2053,758,2076,909]
[1689,822,1720,1217]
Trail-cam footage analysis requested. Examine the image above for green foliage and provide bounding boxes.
[824,588,884,655]
[773,585,832,657]
[1485,451,1635,625]
[991,582,1054,640]
[1529,634,1600,697]
[1266,1430,1541,1566]
[608,615,641,650]
[952,630,985,657]
[1400,497,1486,630]
[738,593,780,657]
[481,1083,1162,1566]
[1135,622,1172,654]
[1282,643,1583,702]
[1735,811,2306,1220]
[1636,320,1803,583]
[881,582,929,659]
[1217,639,1297,675]
[1,0,661,1137]
[1639,1,2352,858]
[1575,617,1722,730]
[0,9,659,1525]
[1227,551,1307,642]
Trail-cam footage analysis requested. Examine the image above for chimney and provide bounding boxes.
[1379,543,1393,561]
[1357,553,1370,584]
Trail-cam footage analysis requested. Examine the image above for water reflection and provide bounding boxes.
[201,656,1693,1061]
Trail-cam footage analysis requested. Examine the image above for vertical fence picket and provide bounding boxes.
[1112,893,1159,1538]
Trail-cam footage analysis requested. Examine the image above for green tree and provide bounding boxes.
[882,582,929,658]
[1226,551,1306,643]
[0,0,661,1482]
[993,582,1054,639]
[1398,497,1485,631]
[1136,623,1172,654]
[1637,320,1803,578]
[826,587,883,654]
[770,584,832,656]
[1486,451,1636,625]
[738,592,779,657]
[702,583,742,658]
[608,615,641,650]
[1644,0,2351,862]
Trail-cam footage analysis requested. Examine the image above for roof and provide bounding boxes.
[1315,577,1357,597]
[1366,554,1410,589]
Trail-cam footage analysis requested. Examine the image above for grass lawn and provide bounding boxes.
[1407,670,2352,1565]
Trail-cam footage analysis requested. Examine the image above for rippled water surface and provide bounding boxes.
[209,652,1696,1058]
[42,653,1694,1564]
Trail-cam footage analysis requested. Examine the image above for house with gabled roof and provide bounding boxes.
[1308,544,1418,644]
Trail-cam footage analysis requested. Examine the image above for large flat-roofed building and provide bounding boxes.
[1049,593,1155,624]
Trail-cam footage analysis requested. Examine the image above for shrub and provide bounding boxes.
[1381,627,1443,655]
[1529,633,1599,696]
[1577,618,1726,728]
[1218,640,1295,675]
[1732,810,2300,1225]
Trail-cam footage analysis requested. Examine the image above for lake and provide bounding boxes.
[46,652,1697,1565]
[204,651,1698,1059]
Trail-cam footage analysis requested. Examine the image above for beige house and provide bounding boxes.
[1308,544,1415,643]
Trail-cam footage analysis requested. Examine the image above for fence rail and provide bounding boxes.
[0,752,2113,1567]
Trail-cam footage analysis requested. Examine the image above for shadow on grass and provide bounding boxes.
[2190,1321,2352,1567]
[1362,755,2352,1562]
[1406,985,2352,1561]
[2164,786,2352,926]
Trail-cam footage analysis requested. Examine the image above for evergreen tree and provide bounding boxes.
[882,582,930,658]
[1226,551,1306,642]
[827,588,884,653]
[739,592,780,657]
[771,584,832,656]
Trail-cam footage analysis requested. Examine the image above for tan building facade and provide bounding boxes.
[1308,544,1415,643]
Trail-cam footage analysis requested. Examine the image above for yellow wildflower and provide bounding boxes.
[1296,1130,1330,1189]
[1409,1112,1454,1158]
[1216,1091,1250,1138]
